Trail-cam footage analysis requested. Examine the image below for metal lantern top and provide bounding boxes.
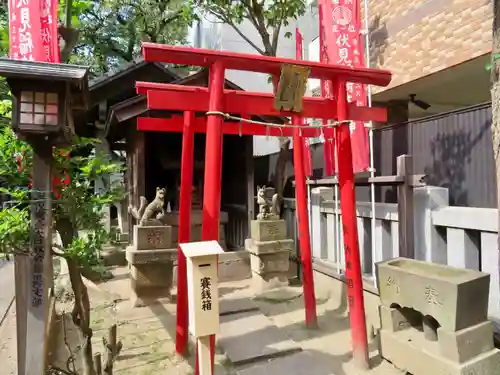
[0,58,89,143]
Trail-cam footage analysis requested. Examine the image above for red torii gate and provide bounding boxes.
[136,42,391,372]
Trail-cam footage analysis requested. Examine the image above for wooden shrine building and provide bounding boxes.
[79,59,282,250]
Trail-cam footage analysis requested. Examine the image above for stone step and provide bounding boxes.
[220,297,259,316]
[236,351,335,375]
[217,310,301,366]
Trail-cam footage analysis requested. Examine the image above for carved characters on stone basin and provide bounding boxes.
[386,275,400,295]
[424,285,442,306]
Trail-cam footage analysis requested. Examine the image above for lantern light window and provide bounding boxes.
[19,91,59,127]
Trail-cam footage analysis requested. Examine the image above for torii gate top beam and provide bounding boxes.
[142,43,392,88]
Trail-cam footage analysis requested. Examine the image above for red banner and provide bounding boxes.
[9,0,45,61]
[318,4,335,176]
[319,0,369,173]
[295,28,313,178]
[40,0,60,63]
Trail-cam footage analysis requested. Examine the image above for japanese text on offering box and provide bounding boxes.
[200,276,212,312]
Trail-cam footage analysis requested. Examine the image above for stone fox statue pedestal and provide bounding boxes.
[246,220,294,292]
[126,187,176,307]
[126,225,177,307]
[246,186,294,293]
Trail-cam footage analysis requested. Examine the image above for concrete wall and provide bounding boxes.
[302,185,500,331]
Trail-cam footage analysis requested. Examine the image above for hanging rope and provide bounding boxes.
[205,111,353,130]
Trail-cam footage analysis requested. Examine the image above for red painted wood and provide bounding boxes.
[291,114,318,328]
[176,111,194,357]
[141,43,391,87]
[136,117,319,137]
[136,81,388,122]
[335,81,369,367]
[195,61,226,375]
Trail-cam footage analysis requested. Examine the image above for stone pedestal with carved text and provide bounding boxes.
[376,258,500,375]
[246,219,294,292]
[126,225,177,307]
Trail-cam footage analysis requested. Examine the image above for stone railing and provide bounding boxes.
[299,185,500,324]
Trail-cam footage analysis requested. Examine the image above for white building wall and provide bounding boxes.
[187,5,319,156]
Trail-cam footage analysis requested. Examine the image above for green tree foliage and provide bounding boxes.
[0,125,124,262]
[195,0,307,56]
[71,0,196,75]
[195,0,308,203]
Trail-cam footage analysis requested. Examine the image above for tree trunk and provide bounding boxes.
[273,139,291,202]
[493,0,500,320]
[67,257,96,375]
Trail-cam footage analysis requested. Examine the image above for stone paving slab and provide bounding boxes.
[218,310,302,366]
[236,351,336,375]
[219,297,259,316]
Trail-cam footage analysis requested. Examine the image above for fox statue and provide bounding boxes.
[128,187,166,226]
[256,186,280,220]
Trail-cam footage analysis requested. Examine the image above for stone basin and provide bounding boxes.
[376,257,490,332]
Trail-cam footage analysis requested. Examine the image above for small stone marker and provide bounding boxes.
[181,240,225,375]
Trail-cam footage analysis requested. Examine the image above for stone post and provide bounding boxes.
[126,225,177,307]
[310,187,334,260]
[413,186,449,264]
[246,220,294,292]
[95,136,112,232]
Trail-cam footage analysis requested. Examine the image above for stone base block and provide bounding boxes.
[130,286,174,308]
[380,306,496,365]
[126,246,177,264]
[133,225,172,250]
[130,262,174,289]
[438,321,495,363]
[379,328,500,375]
[127,246,176,307]
[251,271,289,293]
[245,238,294,254]
[218,250,251,282]
[250,251,290,275]
[379,305,416,333]
[250,220,287,242]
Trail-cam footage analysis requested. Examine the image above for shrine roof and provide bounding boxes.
[76,57,182,138]
[142,43,392,87]
[0,58,89,108]
[105,68,284,141]
[88,57,180,106]
[90,56,178,91]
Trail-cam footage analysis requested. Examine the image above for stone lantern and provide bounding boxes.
[0,58,89,374]
[0,58,89,144]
